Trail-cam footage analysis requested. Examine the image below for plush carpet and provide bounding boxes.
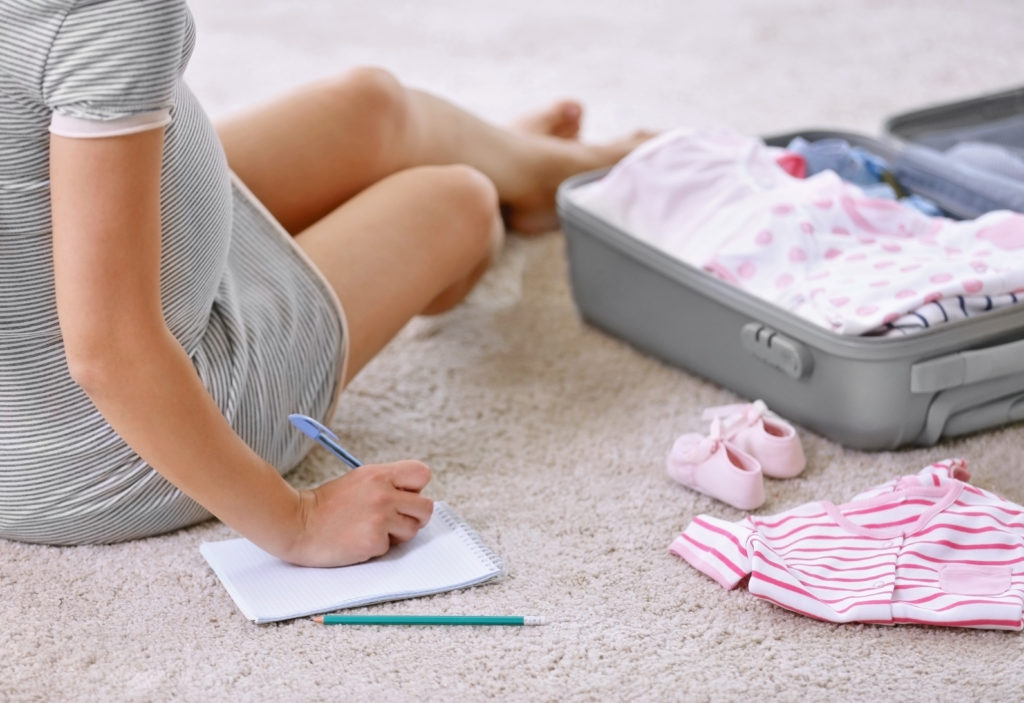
[4,1,1024,701]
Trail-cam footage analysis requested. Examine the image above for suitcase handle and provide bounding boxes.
[917,374,1024,445]
[910,337,1024,393]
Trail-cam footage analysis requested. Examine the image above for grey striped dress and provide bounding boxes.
[0,0,346,544]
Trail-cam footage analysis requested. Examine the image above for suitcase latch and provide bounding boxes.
[740,323,814,380]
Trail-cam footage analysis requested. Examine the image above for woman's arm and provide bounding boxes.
[49,128,432,566]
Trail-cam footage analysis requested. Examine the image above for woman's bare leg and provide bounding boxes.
[217,66,650,382]
[217,66,648,234]
[294,164,502,384]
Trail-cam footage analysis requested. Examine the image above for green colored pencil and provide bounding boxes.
[312,614,546,626]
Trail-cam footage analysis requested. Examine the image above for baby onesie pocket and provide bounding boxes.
[938,564,1012,596]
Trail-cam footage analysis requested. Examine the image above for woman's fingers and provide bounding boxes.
[395,489,435,528]
[388,459,432,492]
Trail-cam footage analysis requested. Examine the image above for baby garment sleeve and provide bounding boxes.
[669,514,755,589]
[846,458,971,503]
[43,0,189,137]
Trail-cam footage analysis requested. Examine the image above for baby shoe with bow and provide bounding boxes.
[667,417,765,511]
[703,400,805,479]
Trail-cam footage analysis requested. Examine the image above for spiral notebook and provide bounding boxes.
[200,502,506,624]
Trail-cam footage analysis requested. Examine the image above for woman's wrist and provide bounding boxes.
[273,487,316,564]
[228,474,312,563]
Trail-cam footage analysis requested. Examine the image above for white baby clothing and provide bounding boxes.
[571,128,1024,336]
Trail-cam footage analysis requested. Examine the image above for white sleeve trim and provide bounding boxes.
[49,109,172,138]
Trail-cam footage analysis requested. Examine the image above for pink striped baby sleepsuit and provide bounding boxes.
[670,459,1024,629]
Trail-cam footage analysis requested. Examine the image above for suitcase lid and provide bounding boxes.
[883,85,1024,151]
[880,86,1024,218]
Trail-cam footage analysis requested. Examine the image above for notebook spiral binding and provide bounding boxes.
[436,502,509,579]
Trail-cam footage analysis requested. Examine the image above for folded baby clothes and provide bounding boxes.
[785,136,943,216]
[570,128,1024,336]
[901,113,1024,215]
[786,136,888,186]
[947,141,1024,183]
[893,143,1024,219]
[670,458,1024,630]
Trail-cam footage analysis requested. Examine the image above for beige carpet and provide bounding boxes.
[5,1,1024,701]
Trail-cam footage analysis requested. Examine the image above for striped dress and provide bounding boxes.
[671,459,1024,630]
[0,0,346,544]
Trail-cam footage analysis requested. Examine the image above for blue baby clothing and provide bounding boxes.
[786,137,942,215]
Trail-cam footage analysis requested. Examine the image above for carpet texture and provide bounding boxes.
[4,1,1024,701]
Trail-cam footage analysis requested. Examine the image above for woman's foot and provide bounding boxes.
[503,101,653,235]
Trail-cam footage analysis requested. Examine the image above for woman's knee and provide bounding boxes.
[421,164,501,256]
[327,66,409,141]
[397,165,500,317]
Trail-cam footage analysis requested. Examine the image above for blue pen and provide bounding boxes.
[288,413,363,469]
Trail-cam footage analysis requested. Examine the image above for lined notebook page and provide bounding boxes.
[200,502,505,623]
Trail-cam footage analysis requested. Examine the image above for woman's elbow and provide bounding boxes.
[63,340,125,395]
[61,324,163,396]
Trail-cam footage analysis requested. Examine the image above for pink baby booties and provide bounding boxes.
[703,400,805,479]
[667,417,765,510]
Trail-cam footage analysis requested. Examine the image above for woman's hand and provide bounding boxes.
[285,460,433,567]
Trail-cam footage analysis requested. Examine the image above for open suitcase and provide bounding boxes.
[556,86,1024,450]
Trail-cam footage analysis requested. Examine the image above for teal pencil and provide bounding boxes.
[313,615,546,626]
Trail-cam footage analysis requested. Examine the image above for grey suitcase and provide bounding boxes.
[556,87,1024,450]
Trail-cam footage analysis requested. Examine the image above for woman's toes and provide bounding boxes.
[600,129,657,163]
[514,100,583,139]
